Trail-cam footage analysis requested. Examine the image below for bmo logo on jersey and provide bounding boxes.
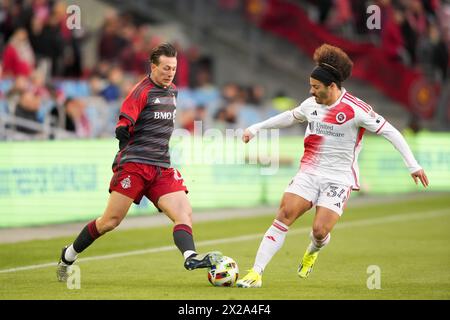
[154,111,176,120]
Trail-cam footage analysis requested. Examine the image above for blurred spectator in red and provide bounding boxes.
[179,105,209,134]
[33,0,51,23]
[179,106,196,133]
[381,5,408,63]
[173,41,189,88]
[327,0,353,34]
[119,25,163,77]
[2,28,35,76]
[98,10,128,63]
[406,0,428,38]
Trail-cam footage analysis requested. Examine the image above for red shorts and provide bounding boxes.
[109,162,188,207]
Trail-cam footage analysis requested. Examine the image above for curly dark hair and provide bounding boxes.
[313,44,353,83]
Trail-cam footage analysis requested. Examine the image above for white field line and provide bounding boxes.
[0,208,449,274]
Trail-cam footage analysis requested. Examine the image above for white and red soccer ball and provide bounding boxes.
[207,256,239,287]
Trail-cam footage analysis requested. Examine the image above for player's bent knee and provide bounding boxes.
[276,206,297,226]
[312,226,328,240]
[174,210,192,226]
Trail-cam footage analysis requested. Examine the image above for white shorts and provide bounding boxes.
[285,171,352,216]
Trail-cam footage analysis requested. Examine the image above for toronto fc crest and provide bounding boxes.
[121,176,131,189]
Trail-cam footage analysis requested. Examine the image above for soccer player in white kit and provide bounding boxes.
[236,44,429,288]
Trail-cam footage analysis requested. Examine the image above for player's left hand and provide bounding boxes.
[411,169,429,188]
[115,126,130,150]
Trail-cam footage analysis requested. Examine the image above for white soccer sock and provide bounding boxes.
[253,220,289,275]
[183,250,197,260]
[307,231,331,254]
[64,244,79,262]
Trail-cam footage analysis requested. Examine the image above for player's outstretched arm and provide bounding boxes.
[378,122,429,188]
[242,110,302,143]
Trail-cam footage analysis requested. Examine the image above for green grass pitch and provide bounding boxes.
[0,194,449,300]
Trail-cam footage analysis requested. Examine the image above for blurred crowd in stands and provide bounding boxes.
[0,0,289,139]
[306,0,449,82]
[0,0,448,140]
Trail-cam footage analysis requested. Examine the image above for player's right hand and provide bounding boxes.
[411,169,429,188]
[242,129,254,143]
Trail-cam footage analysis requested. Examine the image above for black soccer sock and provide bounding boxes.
[173,224,196,257]
[72,220,102,253]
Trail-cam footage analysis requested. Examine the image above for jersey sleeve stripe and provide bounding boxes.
[375,120,387,134]
[131,78,151,100]
[346,93,372,111]
[343,94,371,112]
[359,100,372,111]
[350,127,365,190]
[342,97,370,113]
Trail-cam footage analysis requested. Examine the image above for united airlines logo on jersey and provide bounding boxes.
[154,111,176,120]
[336,112,346,123]
[121,176,131,189]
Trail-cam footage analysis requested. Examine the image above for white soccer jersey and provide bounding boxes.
[291,89,385,189]
[247,88,421,191]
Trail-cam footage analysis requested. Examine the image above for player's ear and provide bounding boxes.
[150,62,157,73]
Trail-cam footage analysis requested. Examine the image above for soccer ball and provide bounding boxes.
[207,256,239,287]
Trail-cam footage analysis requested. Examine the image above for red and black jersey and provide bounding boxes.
[112,76,177,169]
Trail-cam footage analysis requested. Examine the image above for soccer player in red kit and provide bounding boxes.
[56,43,222,282]
[237,44,429,288]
